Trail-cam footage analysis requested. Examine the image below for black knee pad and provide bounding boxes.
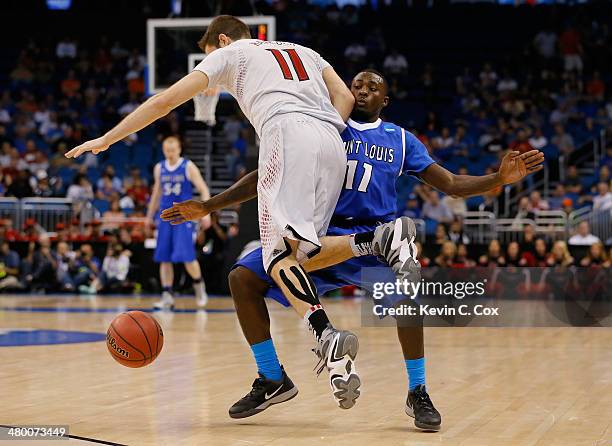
[279,265,320,306]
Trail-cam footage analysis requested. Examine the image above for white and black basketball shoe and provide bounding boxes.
[229,367,298,419]
[372,217,421,288]
[405,384,442,431]
[313,324,361,409]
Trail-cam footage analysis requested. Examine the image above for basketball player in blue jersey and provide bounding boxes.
[162,69,544,429]
[146,136,211,309]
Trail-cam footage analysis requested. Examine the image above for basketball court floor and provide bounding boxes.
[1,294,611,445]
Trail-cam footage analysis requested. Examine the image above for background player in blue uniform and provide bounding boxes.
[146,136,211,309]
[162,71,544,428]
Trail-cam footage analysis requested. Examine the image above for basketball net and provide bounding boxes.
[193,87,220,126]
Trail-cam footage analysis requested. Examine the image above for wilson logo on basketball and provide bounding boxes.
[107,333,129,358]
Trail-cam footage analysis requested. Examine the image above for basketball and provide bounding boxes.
[106,311,164,368]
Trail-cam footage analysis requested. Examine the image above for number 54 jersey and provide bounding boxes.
[334,119,436,223]
[193,39,346,137]
[158,158,194,214]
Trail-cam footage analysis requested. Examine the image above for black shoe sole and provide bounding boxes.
[229,386,298,419]
[405,405,441,432]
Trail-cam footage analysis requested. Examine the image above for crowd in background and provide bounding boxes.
[0,3,611,294]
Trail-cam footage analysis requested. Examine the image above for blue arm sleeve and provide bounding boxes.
[402,130,436,175]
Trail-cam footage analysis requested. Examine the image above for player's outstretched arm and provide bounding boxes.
[65,71,209,158]
[322,67,355,122]
[420,150,545,197]
[160,170,258,224]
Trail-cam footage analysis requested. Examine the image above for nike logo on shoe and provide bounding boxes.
[264,385,283,400]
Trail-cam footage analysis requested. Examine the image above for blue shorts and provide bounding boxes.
[154,220,196,263]
[233,224,397,307]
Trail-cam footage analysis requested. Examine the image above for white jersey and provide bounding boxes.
[193,39,346,136]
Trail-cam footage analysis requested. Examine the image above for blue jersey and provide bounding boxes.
[158,158,194,211]
[333,118,435,222]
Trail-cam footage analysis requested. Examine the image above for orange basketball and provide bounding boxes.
[106,311,164,368]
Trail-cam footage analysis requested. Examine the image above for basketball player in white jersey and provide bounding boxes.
[65,15,415,410]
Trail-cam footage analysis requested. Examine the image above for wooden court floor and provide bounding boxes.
[1,294,611,446]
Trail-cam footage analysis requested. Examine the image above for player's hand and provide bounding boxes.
[160,200,210,225]
[499,150,545,185]
[65,136,110,159]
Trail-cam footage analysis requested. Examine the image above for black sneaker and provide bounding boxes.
[229,367,298,419]
[405,384,442,431]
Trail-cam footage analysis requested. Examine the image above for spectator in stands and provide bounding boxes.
[434,241,457,267]
[56,241,77,292]
[551,124,575,154]
[579,241,607,267]
[447,220,470,245]
[56,37,77,59]
[520,224,537,252]
[442,194,467,217]
[96,165,122,193]
[21,235,58,292]
[568,221,601,246]
[533,27,557,63]
[198,212,232,294]
[432,127,453,151]
[601,146,612,171]
[528,127,548,150]
[505,242,527,266]
[80,243,130,294]
[525,237,549,267]
[565,165,583,194]
[423,190,454,224]
[549,184,570,210]
[497,70,518,93]
[32,170,60,198]
[478,239,505,267]
[0,240,22,291]
[102,197,126,231]
[594,165,611,191]
[71,244,101,288]
[586,71,605,101]
[547,240,574,266]
[509,129,534,154]
[6,169,33,198]
[559,24,583,72]
[344,41,367,64]
[527,190,550,212]
[66,174,94,212]
[415,241,430,267]
[479,63,498,90]
[122,167,148,189]
[383,49,408,76]
[61,70,81,98]
[454,244,475,267]
[433,223,448,245]
[593,182,612,211]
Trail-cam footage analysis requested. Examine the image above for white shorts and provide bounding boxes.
[257,113,346,272]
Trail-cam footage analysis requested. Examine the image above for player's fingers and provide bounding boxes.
[519,149,540,159]
[523,153,545,166]
[524,157,545,168]
[507,150,520,158]
[65,147,80,158]
[170,218,186,225]
[161,210,182,221]
[527,165,544,173]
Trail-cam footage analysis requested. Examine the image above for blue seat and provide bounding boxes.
[466,196,485,210]
[424,218,439,235]
[93,199,110,214]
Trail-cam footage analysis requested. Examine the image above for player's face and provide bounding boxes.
[350,72,389,121]
[163,141,181,161]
